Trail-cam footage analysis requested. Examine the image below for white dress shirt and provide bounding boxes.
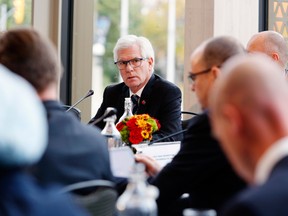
[129,85,145,98]
[255,136,288,185]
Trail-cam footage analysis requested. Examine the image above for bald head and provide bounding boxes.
[247,31,288,70]
[211,53,288,117]
[210,54,288,183]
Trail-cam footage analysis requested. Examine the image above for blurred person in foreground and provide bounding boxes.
[210,54,288,216]
[89,34,183,142]
[247,30,288,72]
[0,27,114,191]
[136,36,246,215]
[0,65,88,216]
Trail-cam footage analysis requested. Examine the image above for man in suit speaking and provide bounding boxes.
[210,54,288,216]
[89,35,183,142]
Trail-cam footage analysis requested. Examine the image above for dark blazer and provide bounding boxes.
[150,111,246,216]
[90,74,183,142]
[0,171,89,216]
[220,156,288,216]
[31,100,114,189]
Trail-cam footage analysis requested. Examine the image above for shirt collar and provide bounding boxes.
[129,85,145,98]
[255,136,288,185]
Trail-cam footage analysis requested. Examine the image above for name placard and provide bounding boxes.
[109,142,181,177]
[133,141,181,168]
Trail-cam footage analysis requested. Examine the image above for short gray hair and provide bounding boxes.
[113,35,155,68]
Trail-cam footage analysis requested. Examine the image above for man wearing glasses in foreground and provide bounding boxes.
[89,35,182,142]
[136,36,246,215]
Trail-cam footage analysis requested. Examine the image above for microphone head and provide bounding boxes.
[88,107,118,125]
[105,107,117,117]
[87,89,94,97]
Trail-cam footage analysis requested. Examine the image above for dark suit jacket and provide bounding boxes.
[90,74,183,142]
[31,100,114,190]
[0,170,89,216]
[150,111,246,215]
[220,156,288,216]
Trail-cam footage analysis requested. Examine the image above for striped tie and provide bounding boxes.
[131,94,139,114]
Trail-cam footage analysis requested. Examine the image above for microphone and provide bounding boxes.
[88,108,117,126]
[66,89,94,112]
[148,129,188,145]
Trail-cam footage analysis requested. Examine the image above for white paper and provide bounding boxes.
[109,146,135,178]
[133,141,181,168]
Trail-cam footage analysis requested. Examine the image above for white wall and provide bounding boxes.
[71,0,94,123]
[183,0,259,113]
[214,0,259,46]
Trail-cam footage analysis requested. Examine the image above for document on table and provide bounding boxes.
[109,142,181,177]
[109,146,135,178]
[133,141,181,168]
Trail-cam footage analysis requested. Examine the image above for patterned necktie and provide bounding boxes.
[131,94,139,114]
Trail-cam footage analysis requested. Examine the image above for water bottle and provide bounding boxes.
[183,208,217,216]
[116,163,159,216]
[118,97,133,124]
[101,107,122,148]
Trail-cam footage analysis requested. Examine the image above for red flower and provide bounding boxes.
[126,117,137,130]
[154,118,161,130]
[116,121,125,131]
[129,128,143,144]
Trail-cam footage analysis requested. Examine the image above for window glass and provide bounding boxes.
[92,0,185,111]
[268,0,288,39]
[0,0,32,31]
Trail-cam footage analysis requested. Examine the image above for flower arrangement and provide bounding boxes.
[116,114,161,145]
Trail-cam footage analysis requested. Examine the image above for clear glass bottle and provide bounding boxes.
[116,163,159,216]
[118,97,133,124]
[183,209,217,216]
[101,107,122,148]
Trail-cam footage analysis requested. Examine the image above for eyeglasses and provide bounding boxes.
[188,68,212,82]
[188,65,221,82]
[114,57,148,70]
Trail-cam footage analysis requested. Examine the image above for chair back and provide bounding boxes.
[62,105,81,120]
[60,180,117,216]
[181,111,198,130]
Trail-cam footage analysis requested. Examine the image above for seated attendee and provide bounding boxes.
[89,34,183,142]
[136,36,246,215]
[247,30,288,72]
[210,54,288,216]
[0,27,114,190]
[0,65,88,216]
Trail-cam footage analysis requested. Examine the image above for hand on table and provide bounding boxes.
[135,154,162,177]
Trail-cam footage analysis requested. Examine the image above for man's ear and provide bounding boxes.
[271,52,280,61]
[211,66,221,79]
[222,104,243,136]
[148,57,154,70]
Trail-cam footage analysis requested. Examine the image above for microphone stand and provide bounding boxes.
[148,129,188,145]
[66,90,94,112]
